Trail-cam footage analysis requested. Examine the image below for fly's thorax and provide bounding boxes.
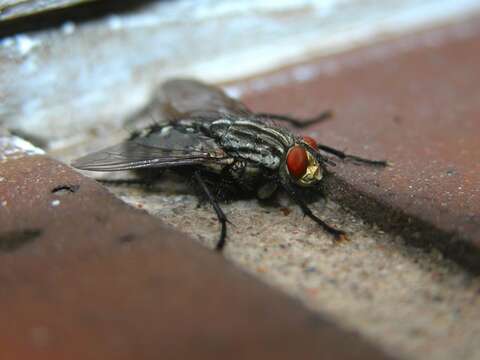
[208,117,294,170]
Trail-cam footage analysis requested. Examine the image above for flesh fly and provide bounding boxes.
[72,79,386,250]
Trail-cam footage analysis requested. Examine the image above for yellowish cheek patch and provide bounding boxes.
[297,152,323,186]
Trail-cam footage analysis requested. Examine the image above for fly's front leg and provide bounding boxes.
[256,110,333,128]
[280,182,346,241]
[193,172,229,251]
[317,143,388,166]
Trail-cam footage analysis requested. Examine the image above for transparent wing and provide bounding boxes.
[72,126,230,172]
[159,78,249,117]
[125,79,251,130]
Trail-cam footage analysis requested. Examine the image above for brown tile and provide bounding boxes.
[0,155,394,360]
[239,19,480,272]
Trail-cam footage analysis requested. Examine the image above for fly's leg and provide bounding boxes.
[317,143,388,166]
[193,172,228,251]
[256,110,332,128]
[280,182,346,241]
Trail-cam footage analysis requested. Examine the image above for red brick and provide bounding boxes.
[0,155,393,360]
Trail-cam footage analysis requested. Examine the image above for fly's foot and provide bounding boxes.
[194,171,229,252]
[195,197,208,209]
[322,223,348,242]
[315,144,388,167]
[348,157,388,167]
[332,229,349,243]
[256,109,333,128]
[214,220,227,252]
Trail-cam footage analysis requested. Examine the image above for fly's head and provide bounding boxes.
[282,136,328,187]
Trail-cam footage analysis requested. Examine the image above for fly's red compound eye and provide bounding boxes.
[302,136,318,149]
[286,146,308,179]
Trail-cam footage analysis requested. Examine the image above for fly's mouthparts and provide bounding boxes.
[297,152,323,186]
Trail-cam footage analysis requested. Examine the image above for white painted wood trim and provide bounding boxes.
[0,0,94,20]
[1,0,479,147]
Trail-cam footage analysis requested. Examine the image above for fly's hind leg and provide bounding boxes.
[280,182,346,241]
[317,143,388,167]
[256,110,333,128]
[193,171,229,251]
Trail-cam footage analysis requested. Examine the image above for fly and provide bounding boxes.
[72,79,387,251]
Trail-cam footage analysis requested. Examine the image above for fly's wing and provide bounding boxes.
[72,126,230,172]
[126,79,250,129]
[159,78,249,117]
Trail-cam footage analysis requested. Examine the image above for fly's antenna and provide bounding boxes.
[315,151,336,167]
[303,141,336,167]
